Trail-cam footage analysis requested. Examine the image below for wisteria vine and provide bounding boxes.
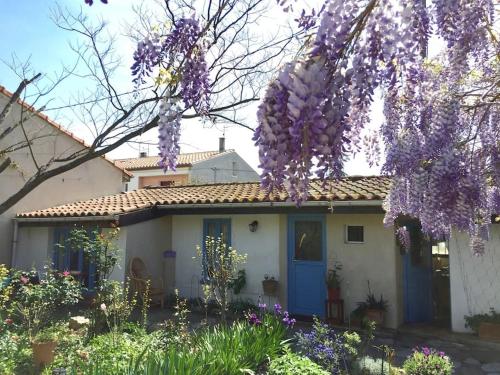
[257,0,499,254]
[130,16,210,171]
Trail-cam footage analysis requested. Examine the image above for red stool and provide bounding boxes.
[325,299,344,324]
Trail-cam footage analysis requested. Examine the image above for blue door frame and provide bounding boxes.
[287,214,326,317]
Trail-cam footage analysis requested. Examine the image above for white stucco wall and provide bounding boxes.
[0,92,125,266]
[14,226,51,272]
[449,224,500,332]
[122,216,172,288]
[172,214,281,305]
[326,214,400,329]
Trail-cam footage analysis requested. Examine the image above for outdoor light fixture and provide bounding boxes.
[249,220,258,232]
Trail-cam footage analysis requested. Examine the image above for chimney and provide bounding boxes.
[219,137,225,153]
[139,151,147,158]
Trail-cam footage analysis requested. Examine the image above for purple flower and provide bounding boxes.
[282,311,296,328]
[247,313,261,326]
[258,302,267,310]
[274,303,282,315]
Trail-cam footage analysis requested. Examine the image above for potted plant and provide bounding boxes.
[362,292,388,326]
[326,262,342,300]
[262,275,278,296]
[32,326,60,367]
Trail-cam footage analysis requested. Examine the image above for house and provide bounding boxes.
[0,85,130,266]
[12,177,500,333]
[115,140,259,191]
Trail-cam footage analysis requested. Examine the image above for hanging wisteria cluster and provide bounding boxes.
[256,0,498,254]
[130,16,210,171]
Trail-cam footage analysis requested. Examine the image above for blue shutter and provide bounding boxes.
[202,219,231,281]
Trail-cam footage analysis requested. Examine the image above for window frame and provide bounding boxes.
[344,224,365,244]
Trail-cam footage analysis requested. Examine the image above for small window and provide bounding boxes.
[160,180,175,187]
[124,183,128,192]
[345,225,364,243]
[232,161,237,177]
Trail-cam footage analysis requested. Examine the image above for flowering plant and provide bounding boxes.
[296,317,358,374]
[403,347,453,375]
[8,267,82,339]
[65,227,121,291]
[195,236,247,322]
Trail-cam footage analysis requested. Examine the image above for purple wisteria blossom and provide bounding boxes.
[131,15,210,172]
[84,0,107,5]
[396,226,411,252]
[158,98,181,172]
[257,0,498,254]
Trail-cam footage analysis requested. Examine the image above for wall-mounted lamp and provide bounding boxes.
[248,220,259,232]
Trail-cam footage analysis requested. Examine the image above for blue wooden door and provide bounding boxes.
[288,215,326,317]
[403,223,433,323]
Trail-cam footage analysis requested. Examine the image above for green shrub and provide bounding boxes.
[465,308,500,333]
[403,348,453,375]
[128,313,287,375]
[0,331,33,375]
[269,351,329,375]
[228,297,256,316]
[64,327,154,374]
[352,356,392,375]
[8,267,82,338]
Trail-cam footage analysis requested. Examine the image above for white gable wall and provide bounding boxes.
[0,93,124,265]
[190,151,259,184]
[449,224,500,332]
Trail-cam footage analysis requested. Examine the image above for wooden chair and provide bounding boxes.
[129,257,165,309]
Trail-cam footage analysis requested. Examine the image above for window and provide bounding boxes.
[160,180,175,187]
[53,227,97,291]
[345,225,364,243]
[202,219,231,280]
[294,220,323,261]
[232,161,237,177]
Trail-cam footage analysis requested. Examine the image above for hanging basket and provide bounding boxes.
[262,279,278,296]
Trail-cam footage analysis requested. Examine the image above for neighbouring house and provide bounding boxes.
[115,140,259,191]
[12,176,500,333]
[0,85,130,266]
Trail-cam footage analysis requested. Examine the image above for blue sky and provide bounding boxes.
[0,1,378,175]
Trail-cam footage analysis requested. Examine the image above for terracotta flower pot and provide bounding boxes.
[366,309,385,326]
[262,279,278,296]
[328,287,341,301]
[32,340,57,367]
[478,322,500,341]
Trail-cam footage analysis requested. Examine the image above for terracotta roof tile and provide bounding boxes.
[115,150,235,171]
[16,176,391,219]
[0,85,131,177]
